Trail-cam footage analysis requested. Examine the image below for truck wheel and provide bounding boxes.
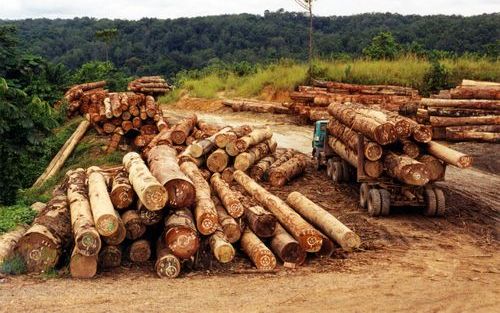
[359,183,370,208]
[434,188,446,216]
[332,162,344,183]
[341,162,351,182]
[424,188,437,216]
[326,159,334,178]
[367,189,381,217]
[379,189,391,216]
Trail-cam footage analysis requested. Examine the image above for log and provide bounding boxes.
[240,228,277,270]
[138,202,162,226]
[327,138,383,178]
[250,155,277,180]
[180,162,218,235]
[128,239,151,263]
[147,145,195,209]
[245,205,277,238]
[443,130,500,143]
[429,115,500,127]
[99,245,122,268]
[171,114,198,145]
[209,228,235,263]
[123,152,168,211]
[421,98,500,110]
[221,167,235,183]
[215,125,253,149]
[0,226,30,264]
[234,139,277,172]
[400,139,420,159]
[190,127,231,158]
[427,107,499,117]
[450,86,500,100]
[155,235,181,278]
[233,128,273,153]
[426,141,473,168]
[177,146,204,167]
[234,170,323,252]
[268,154,308,187]
[102,219,126,246]
[121,210,146,240]
[270,223,306,265]
[66,169,101,256]
[286,192,361,251]
[110,170,135,210]
[110,93,122,117]
[207,149,229,173]
[213,196,241,243]
[316,234,335,258]
[461,80,500,87]
[164,208,200,259]
[384,152,430,186]
[418,155,446,181]
[70,248,97,278]
[264,149,296,180]
[15,193,71,272]
[87,167,120,237]
[32,120,90,188]
[210,173,245,218]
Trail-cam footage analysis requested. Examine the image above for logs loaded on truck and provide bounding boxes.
[312,101,473,217]
[1,113,361,279]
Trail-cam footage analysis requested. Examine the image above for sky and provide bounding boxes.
[1,0,499,20]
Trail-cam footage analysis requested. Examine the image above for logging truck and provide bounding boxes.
[312,120,446,217]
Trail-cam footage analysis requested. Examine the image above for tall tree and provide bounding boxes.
[295,0,315,82]
[95,28,118,62]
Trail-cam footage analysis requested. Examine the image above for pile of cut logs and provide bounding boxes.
[127,76,171,96]
[63,81,167,152]
[1,115,360,278]
[327,102,473,185]
[417,80,500,143]
[223,99,290,115]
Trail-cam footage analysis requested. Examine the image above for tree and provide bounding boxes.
[95,28,118,62]
[363,31,400,60]
[294,1,315,82]
[72,61,129,91]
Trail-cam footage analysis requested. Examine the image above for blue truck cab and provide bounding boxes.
[312,120,329,152]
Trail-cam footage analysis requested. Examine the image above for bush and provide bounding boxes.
[72,61,129,91]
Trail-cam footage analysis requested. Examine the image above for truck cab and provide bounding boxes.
[312,120,328,155]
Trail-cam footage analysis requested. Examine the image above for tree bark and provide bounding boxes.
[426,141,473,168]
[123,152,168,211]
[316,234,335,258]
[209,228,235,263]
[421,98,500,110]
[286,192,361,251]
[171,114,198,145]
[221,167,235,183]
[99,245,122,269]
[384,152,430,186]
[155,235,181,278]
[210,173,245,218]
[70,248,97,278]
[267,154,308,187]
[121,210,146,240]
[213,196,241,243]
[418,155,446,181]
[327,137,383,178]
[190,127,231,158]
[240,228,277,270]
[110,170,135,210]
[207,149,229,173]
[245,205,277,238]
[450,86,500,100]
[234,139,277,172]
[399,139,420,159]
[429,115,500,127]
[270,223,306,265]
[137,201,162,226]
[233,127,273,153]
[164,208,200,260]
[250,155,277,180]
[234,170,323,252]
[180,162,218,235]
[147,145,195,209]
[427,107,499,117]
[127,239,151,263]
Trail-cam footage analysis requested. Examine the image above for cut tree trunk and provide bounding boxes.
[221,167,235,183]
[240,228,277,270]
[102,219,126,246]
[213,196,241,243]
[164,208,200,260]
[87,167,120,237]
[267,154,308,187]
[244,205,277,238]
[127,239,151,263]
[209,228,235,264]
[70,248,97,278]
[233,128,273,153]
[66,168,101,256]
[214,125,252,148]
[190,127,232,158]
[155,235,181,278]
[180,162,218,235]
[444,130,500,143]
[147,145,195,209]
[429,115,500,127]
[426,141,473,168]
[123,152,168,211]
[327,138,383,178]
[207,149,229,173]
[399,139,420,159]
[427,107,499,117]
[421,98,500,110]
[286,191,361,251]
[121,210,146,240]
[270,223,306,265]
[210,173,245,218]
[110,170,135,210]
[99,245,122,268]
[418,155,446,181]
[234,139,277,172]
[171,114,198,145]
[234,170,323,252]
[316,234,335,258]
[138,202,162,226]
[450,86,500,100]
[250,155,277,180]
[384,152,430,186]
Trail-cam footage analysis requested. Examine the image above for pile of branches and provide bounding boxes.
[3,115,361,279]
[417,80,500,143]
[63,81,167,153]
[128,76,171,96]
[326,101,472,189]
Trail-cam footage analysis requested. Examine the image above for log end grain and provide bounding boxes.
[165,227,200,260]
[155,252,181,278]
[70,252,97,279]
[164,179,196,209]
[99,245,122,268]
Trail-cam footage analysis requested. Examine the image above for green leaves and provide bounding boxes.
[363,32,401,60]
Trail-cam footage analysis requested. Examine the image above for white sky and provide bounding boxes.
[1,0,499,19]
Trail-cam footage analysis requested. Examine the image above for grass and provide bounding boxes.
[0,205,37,234]
[0,255,27,275]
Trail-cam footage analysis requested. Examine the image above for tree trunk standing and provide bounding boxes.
[209,228,235,264]
[155,235,181,278]
[429,115,500,127]
[110,170,135,210]
[66,169,101,256]
[270,223,306,265]
[286,192,361,251]
[210,173,245,218]
[171,114,198,145]
[121,210,146,240]
[234,170,323,252]
[426,141,473,168]
[146,145,196,209]
[418,155,446,181]
[234,139,277,172]
[421,98,500,110]
[244,205,277,238]
[127,239,151,263]
[87,168,120,236]
[180,162,218,235]
[207,149,229,173]
[70,248,97,279]
[102,219,126,246]
[384,152,430,186]
[15,193,72,273]
[164,208,200,260]
[123,152,168,211]
[240,228,277,270]
[213,196,241,243]
[267,154,308,187]
[99,245,122,269]
[234,128,273,153]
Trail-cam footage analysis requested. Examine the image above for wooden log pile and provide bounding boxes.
[223,99,290,115]
[62,81,168,152]
[127,76,171,96]
[327,102,473,185]
[419,80,500,143]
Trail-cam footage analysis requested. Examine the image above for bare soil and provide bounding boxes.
[1,104,499,313]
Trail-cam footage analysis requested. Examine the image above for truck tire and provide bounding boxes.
[359,183,370,208]
[341,161,351,182]
[326,159,334,178]
[434,188,446,216]
[379,189,391,216]
[332,161,344,183]
[423,188,437,216]
[367,189,382,217]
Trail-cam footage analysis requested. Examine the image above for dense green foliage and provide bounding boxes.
[2,12,498,78]
[363,32,400,60]
[0,204,37,234]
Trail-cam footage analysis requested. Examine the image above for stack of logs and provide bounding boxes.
[63,81,167,152]
[2,115,361,279]
[326,102,473,186]
[222,99,290,115]
[417,80,500,143]
[289,80,421,123]
[127,76,171,96]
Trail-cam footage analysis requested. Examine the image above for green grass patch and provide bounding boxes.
[0,255,27,275]
[0,204,37,234]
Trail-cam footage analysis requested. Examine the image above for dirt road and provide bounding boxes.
[1,108,499,313]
